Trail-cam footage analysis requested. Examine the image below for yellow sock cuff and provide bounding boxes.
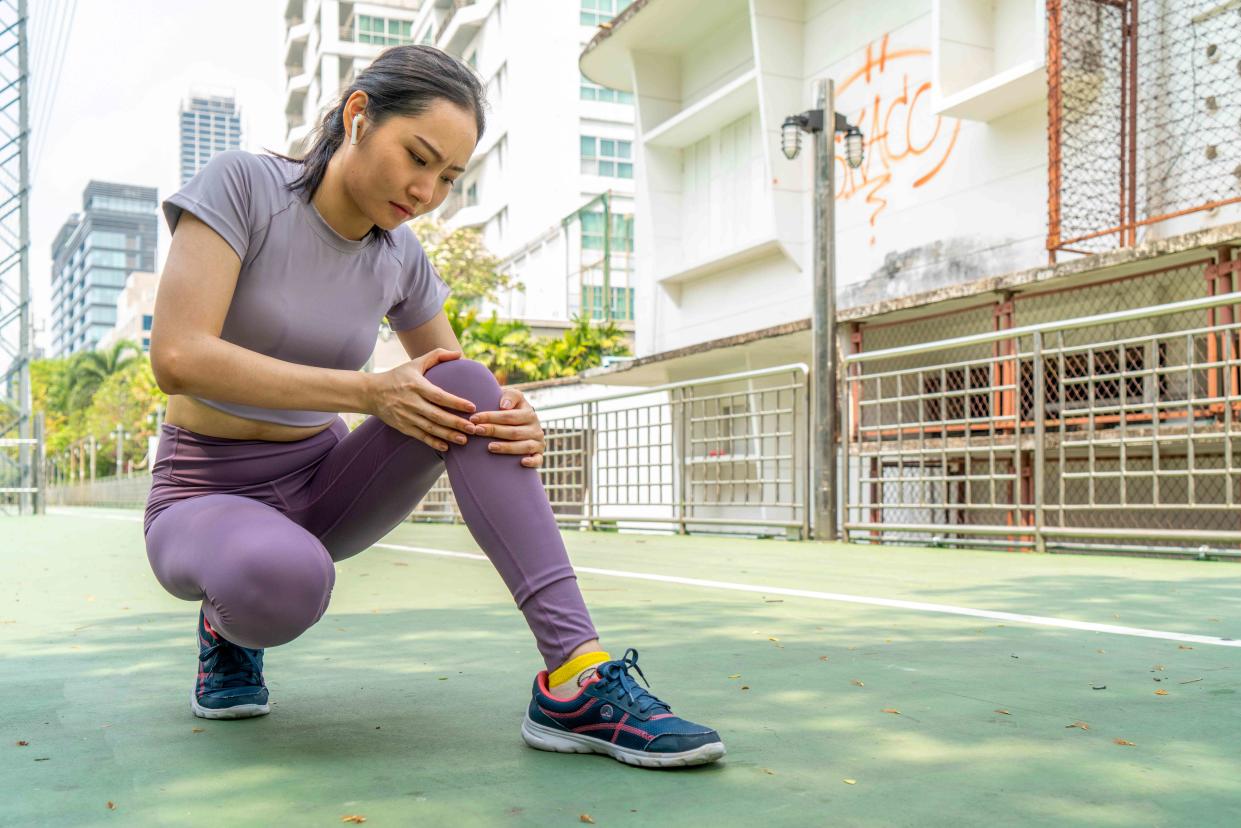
[548,650,610,687]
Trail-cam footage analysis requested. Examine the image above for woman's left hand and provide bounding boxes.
[468,386,545,468]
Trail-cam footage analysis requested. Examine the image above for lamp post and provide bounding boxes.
[780,78,864,542]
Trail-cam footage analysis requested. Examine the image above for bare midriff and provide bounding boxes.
[164,394,334,442]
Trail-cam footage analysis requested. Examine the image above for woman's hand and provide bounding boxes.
[467,386,546,469]
[367,348,483,452]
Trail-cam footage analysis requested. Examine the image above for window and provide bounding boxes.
[580,136,633,178]
[466,182,478,207]
[142,336,151,350]
[142,314,153,332]
[580,211,634,252]
[581,284,635,321]
[580,0,632,26]
[357,15,413,45]
[88,195,153,214]
[580,72,633,104]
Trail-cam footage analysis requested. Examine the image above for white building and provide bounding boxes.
[578,0,1241,379]
[98,271,159,355]
[410,0,639,337]
[283,0,423,153]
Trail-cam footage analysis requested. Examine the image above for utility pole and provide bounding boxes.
[0,0,34,514]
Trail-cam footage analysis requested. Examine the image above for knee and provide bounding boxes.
[205,536,336,649]
[423,358,502,409]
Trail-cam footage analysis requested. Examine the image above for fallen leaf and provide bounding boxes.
[106,801,116,810]
[580,816,595,825]
[438,677,448,681]
[1178,645,1193,650]
[1179,678,1203,684]
[764,599,784,603]
[727,674,741,679]
[762,768,775,775]
[1096,649,1105,654]
[819,656,829,662]
[843,778,857,785]
[1113,739,1136,746]
[191,727,204,733]
[341,817,367,825]
[740,685,750,690]
[1154,689,1168,696]
[1091,684,1107,690]
[1066,721,1089,730]
[995,709,1010,715]
[851,679,864,687]
[881,708,901,715]
[768,637,779,642]
[1153,664,1166,671]
[393,562,409,567]
[16,740,28,746]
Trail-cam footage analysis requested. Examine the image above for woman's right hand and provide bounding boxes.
[367,348,482,452]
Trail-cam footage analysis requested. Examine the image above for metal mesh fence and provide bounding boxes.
[845,261,1241,555]
[1048,0,1241,256]
[410,364,811,537]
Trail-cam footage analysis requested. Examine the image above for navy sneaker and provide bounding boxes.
[521,648,725,768]
[191,609,270,720]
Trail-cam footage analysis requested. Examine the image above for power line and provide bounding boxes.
[30,0,76,179]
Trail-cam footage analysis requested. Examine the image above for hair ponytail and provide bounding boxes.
[273,44,486,244]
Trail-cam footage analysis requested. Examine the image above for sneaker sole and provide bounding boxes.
[521,714,725,768]
[190,690,270,720]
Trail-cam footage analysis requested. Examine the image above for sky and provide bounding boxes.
[27,0,287,354]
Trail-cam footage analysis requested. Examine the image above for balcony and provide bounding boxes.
[437,0,490,55]
[642,68,757,149]
[931,0,1047,121]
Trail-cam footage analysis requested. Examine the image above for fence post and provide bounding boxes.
[830,365,840,543]
[584,401,595,531]
[677,387,688,535]
[1033,331,1047,553]
[32,411,43,515]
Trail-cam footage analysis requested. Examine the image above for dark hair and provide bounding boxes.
[275,45,486,244]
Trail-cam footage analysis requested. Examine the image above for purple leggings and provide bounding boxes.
[143,358,597,670]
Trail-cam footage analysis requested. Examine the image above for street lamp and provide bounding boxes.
[780,79,864,543]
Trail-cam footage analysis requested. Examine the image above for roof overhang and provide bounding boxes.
[579,0,749,92]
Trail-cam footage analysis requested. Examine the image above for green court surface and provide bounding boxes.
[2,508,1239,827]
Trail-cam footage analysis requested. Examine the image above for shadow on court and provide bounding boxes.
[2,508,1239,826]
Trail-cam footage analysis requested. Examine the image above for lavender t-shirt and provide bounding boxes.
[162,150,451,427]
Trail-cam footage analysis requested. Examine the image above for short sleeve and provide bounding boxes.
[385,236,453,331]
[163,150,262,261]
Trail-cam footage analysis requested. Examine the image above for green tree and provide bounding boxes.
[461,312,542,385]
[410,218,520,306]
[537,315,631,379]
[83,358,165,475]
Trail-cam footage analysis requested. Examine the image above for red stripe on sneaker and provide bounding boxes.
[538,698,599,718]
[611,713,630,743]
[574,722,654,742]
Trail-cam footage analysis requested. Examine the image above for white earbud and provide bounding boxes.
[350,113,363,145]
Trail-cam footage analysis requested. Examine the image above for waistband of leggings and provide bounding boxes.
[159,417,346,447]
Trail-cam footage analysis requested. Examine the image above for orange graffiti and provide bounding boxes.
[833,34,960,245]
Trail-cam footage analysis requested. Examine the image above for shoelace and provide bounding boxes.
[200,639,265,689]
[593,648,671,716]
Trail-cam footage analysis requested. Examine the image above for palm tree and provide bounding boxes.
[461,312,542,385]
[538,315,631,378]
[65,340,143,413]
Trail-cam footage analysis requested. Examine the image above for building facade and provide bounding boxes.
[97,271,158,355]
[567,0,1241,550]
[409,0,639,335]
[179,92,243,186]
[50,182,159,358]
[283,0,423,153]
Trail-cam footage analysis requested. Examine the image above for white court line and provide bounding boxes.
[374,543,1241,649]
[53,509,1239,648]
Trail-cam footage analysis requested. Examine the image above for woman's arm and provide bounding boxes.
[394,309,462,360]
[150,212,378,415]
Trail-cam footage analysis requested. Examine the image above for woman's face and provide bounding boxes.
[344,96,478,230]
